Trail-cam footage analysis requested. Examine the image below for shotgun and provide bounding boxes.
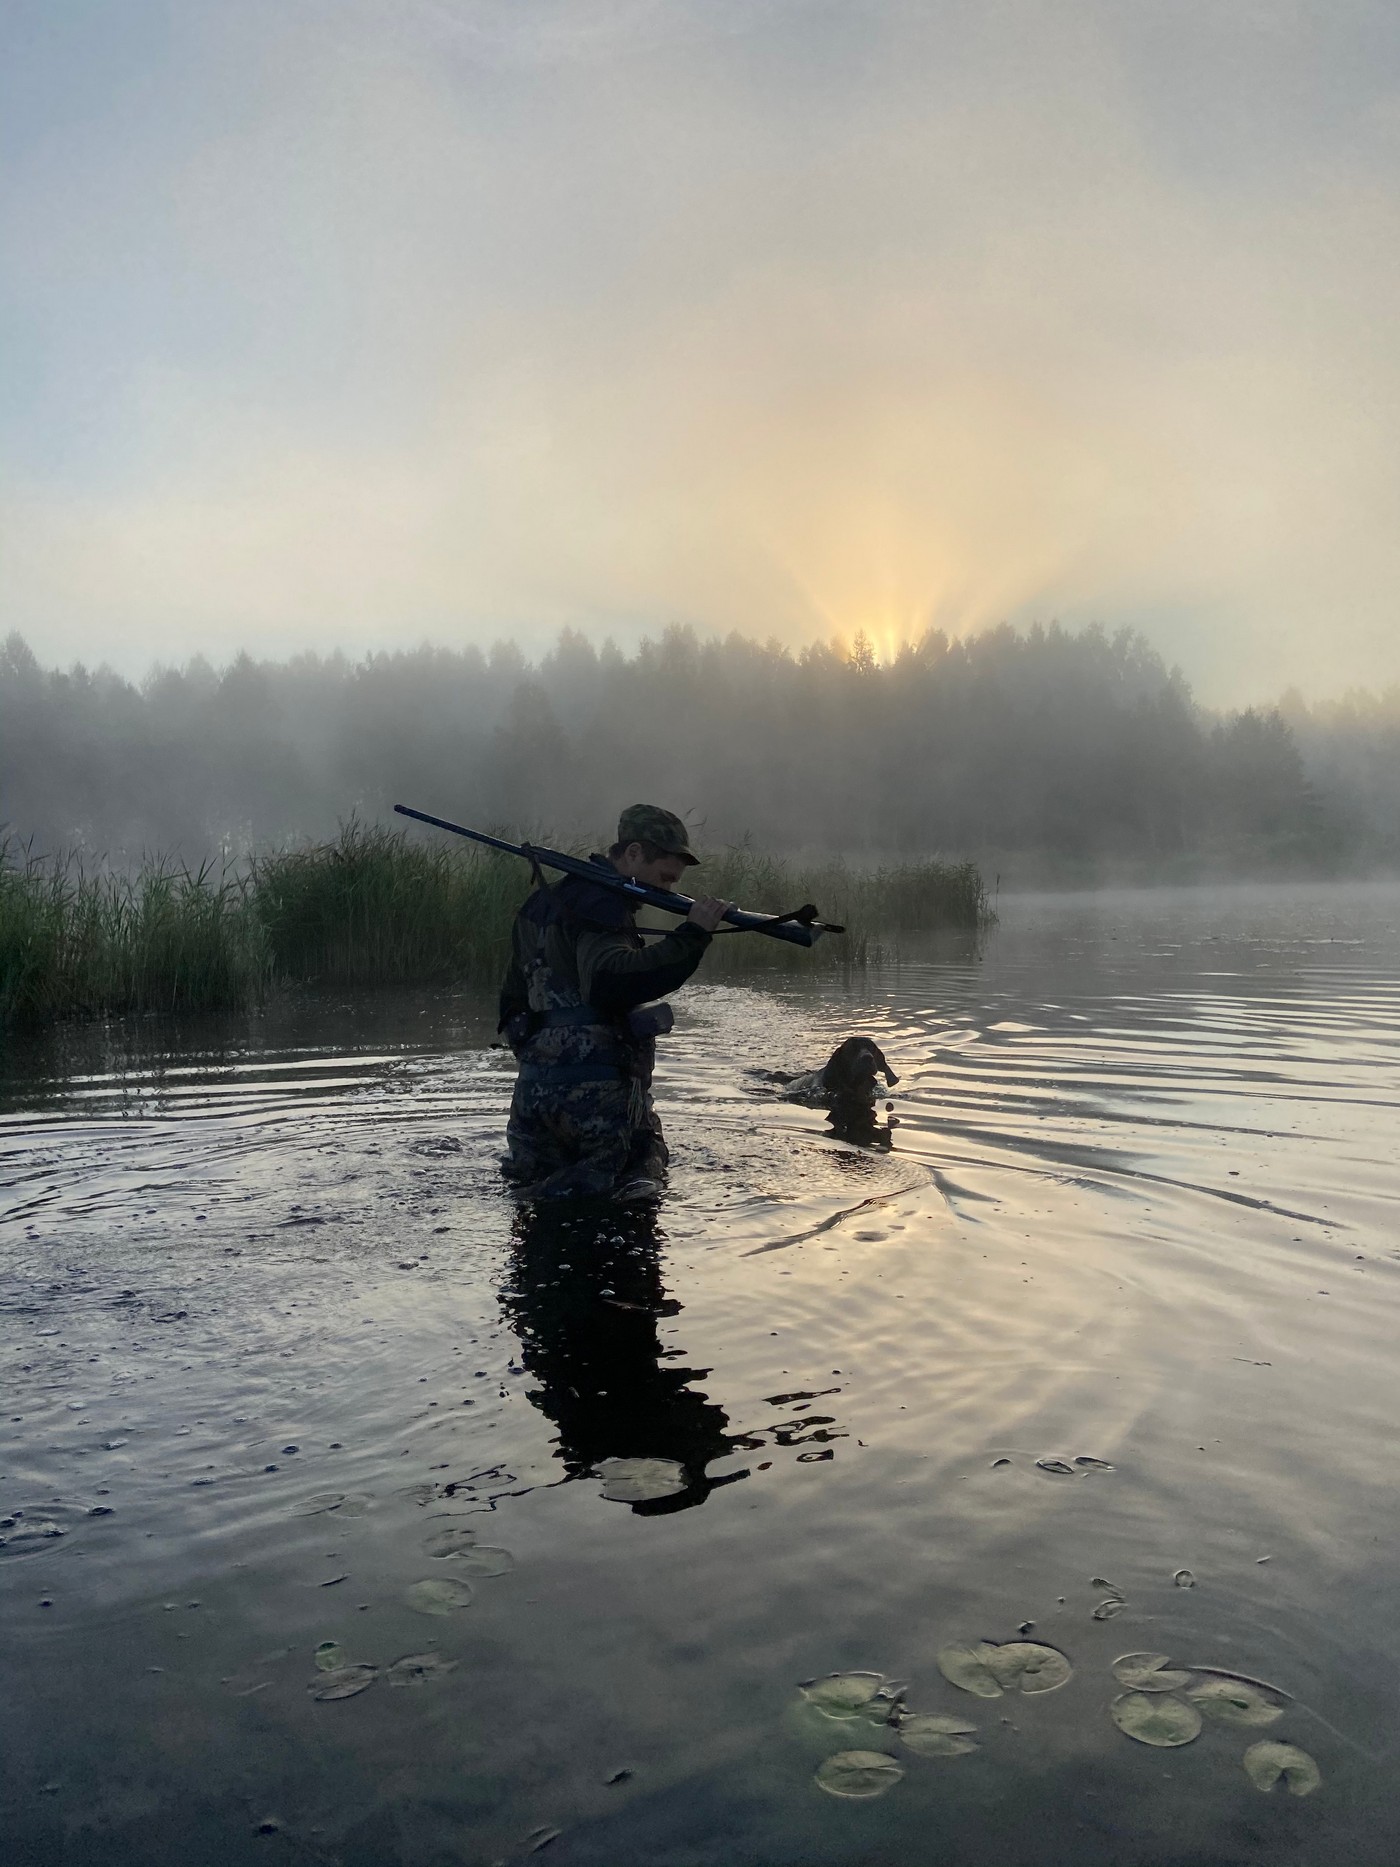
[393,804,843,948]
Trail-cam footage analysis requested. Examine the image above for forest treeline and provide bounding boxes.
[3,622,1398,877]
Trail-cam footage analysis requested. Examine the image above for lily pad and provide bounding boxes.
[1112,1653,1192,1692]
[405,1576,475,1616]
[596,1458,688,1504]
[799,1672,889,1720]
[296,1492,371,1517]
[448,1544,514,1578]
[1110,1692,1202,1748]
[386,1651,459,1686]
[982,1641,1073,1694]
[898,1713,979,1758]
[1187,1677,1285,1728]
[310,1665,377,1700]
[313,1641,344,1672]
[424,1525,480,1558]
[937,1644,1003,1698]
[1243,1741,1321,1797]
[813,1751,904,1799]
[939,1641,1071,1697]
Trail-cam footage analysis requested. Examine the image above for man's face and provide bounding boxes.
[618,843,690,890]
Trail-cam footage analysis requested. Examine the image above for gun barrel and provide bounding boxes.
[393,804,841,946]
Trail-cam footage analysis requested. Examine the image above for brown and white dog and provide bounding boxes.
[776,1036,900,1108]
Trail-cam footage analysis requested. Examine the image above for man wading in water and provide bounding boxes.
[497,805,729,1202]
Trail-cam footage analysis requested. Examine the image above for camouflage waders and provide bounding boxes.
[504,1007,668,1200]
[497,852,709,1201]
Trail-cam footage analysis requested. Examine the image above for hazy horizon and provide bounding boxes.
[5,1,1400,704]
[7,614,1400,720]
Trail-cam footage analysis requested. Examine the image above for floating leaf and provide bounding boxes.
[1093,1598,1126,1621]
[310,1665,377,1700]
[596,1458,688,1504]
[1035,1458,1076,1476]
[813,1751,904,1799]
[981,1642,1073,1694]
[1112,1653,1191,1693]
[313,1642,344,1673]
[424,1525,480,1558]
[1075,1456,1115,1472]
[0,1518,66,1550]
[297,1491,372,1518]
[1110,1692,1202,1748]
[898,1713,979,1757]
[447,1544,514,1578]
[799,1673,888,1720]
[1173,1569,1196,1589]
[1186,1677,1285,1728]
[386,1651,459,1686]
[939,1641,1071,1697]
[297,1493,350,1516]
[937,1644,1003,1698]
[405,1576,474,1616]
[1243,1741,1321,1797]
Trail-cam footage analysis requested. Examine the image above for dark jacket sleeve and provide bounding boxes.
[496,900,535,1033]
[576,921,712,1016]
[497,948,528,1033]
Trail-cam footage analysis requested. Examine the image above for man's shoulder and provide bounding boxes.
[552,870,632,931]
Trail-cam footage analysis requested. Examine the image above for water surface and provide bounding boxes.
[3,884,1399,1865]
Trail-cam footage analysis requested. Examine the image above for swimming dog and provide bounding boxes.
[775,1036,899,1108]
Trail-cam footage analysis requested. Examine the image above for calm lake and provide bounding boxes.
[3,883,1399,1867]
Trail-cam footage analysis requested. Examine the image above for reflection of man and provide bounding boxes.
[497,805,729,1201]
[502,1204,740,1513]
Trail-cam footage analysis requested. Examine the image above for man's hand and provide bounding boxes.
[686,895,731,933]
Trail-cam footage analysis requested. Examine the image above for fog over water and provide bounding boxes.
[5,1,1400,698]
[4,622,1400,879]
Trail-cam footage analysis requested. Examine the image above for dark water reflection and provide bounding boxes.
[502,1205,743,1513]
[3,883,1400,1865]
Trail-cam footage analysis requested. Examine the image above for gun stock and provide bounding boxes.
[392,805,843,947]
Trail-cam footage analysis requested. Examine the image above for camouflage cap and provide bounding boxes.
[616,803,699,865]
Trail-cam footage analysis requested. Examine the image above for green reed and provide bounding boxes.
[250,820,525,987]
[0,840,269,1024]
[691,841,990,973]
[1,824,990,1026]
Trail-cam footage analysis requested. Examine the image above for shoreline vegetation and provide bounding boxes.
[0,823,991,1028]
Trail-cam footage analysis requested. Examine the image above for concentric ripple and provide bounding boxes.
[3,884,1400,1866]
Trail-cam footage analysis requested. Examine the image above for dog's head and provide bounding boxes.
[820,1036,899,1102]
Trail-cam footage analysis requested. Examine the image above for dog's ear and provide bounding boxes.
[869,1042,900,1086]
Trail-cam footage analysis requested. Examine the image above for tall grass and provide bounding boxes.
[1,824,990,1027]
[251,821,523,987]
[693,841,988,971]
[0,841,268,1024]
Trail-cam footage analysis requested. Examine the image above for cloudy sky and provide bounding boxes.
[4,0,1399,701]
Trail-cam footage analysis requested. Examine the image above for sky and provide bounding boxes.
[3,0,1400,703]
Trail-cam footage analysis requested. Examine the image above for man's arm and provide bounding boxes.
[497,920,530,1034]
[577,921,712,1016]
